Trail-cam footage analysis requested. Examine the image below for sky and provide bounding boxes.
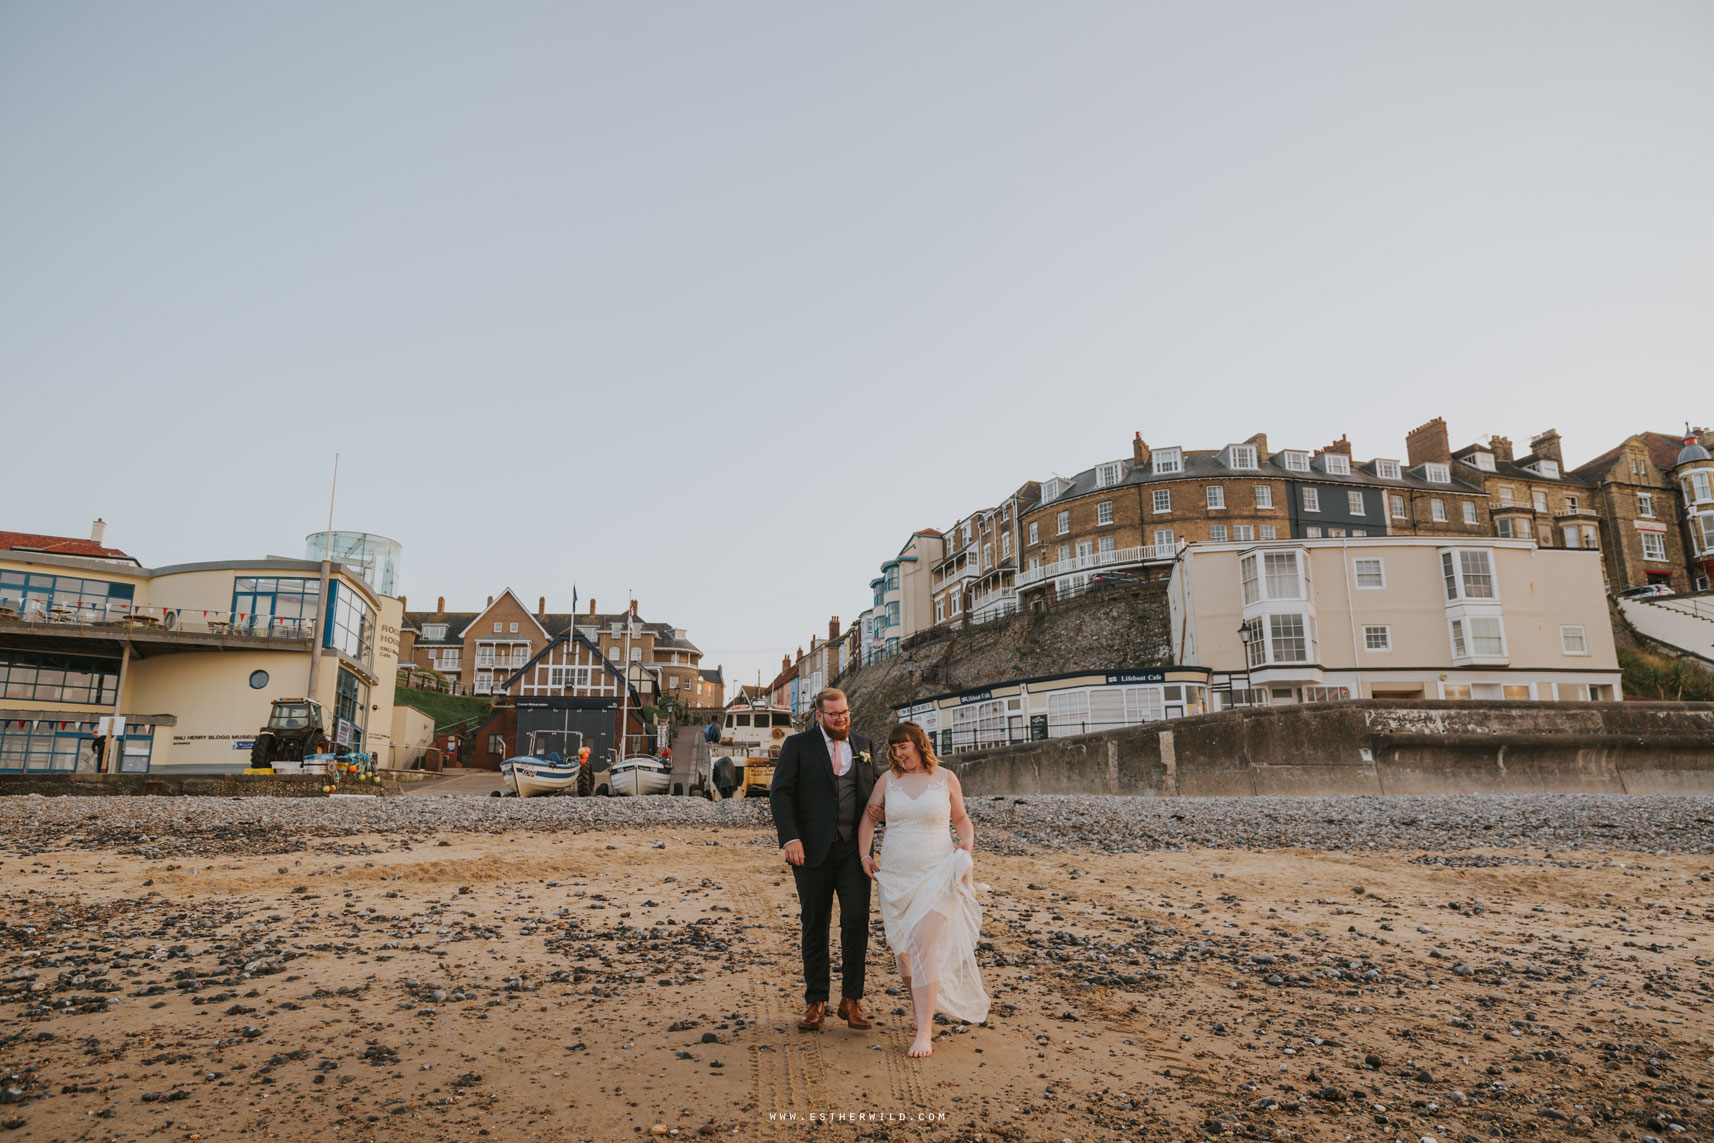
[4,1,1712,694]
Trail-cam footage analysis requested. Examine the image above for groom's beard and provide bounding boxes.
[823,723,850,741]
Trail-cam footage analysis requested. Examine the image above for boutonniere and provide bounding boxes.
[856,749,872,767]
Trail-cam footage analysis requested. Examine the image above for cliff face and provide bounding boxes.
[838,585,1174,743]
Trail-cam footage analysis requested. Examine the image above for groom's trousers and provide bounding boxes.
[792,834,870,1004]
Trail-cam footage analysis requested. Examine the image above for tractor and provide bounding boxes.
[249,698,333,770]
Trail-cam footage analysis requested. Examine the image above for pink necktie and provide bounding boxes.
[831,741,845,776]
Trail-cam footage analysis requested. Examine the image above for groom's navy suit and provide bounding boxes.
[770,724,878,1005]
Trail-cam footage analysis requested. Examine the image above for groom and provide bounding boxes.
[769,687,879,1032]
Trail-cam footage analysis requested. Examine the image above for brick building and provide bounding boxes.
[930,482,1040,628]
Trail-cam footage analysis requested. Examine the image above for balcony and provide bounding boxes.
[0,599,315,654]
[1016,543,1177,588]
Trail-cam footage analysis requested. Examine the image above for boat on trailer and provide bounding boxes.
[608,755,672,796]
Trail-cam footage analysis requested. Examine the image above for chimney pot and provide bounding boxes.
[629,599,638,616]
[538,596,546,616]
[90,518,106,544]
[829,616,840,640]
[589,598,597,615]
[436,596,446,613]
[486,595,494,608]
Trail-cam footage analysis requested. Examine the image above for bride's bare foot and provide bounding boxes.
[908,1034,933,1058]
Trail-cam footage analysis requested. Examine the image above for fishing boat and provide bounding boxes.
[501,752,581,797]
[607,755,672,796]
[700,699,794,799]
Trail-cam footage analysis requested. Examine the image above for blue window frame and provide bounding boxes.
[325,582,374,664]
[0,571,135,620]
[117,724,154,773]
[0,718,96,773]
[231,577,320,637]
[335,667,369,752]
[0,650,121,704]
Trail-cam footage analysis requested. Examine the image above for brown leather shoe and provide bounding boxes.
[797,1001,825,1031]
[836,997,873,1030]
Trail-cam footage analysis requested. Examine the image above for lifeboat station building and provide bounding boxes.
[893,667,1213,755]
[0,531,401,774]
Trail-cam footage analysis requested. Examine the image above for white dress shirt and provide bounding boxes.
[820,726,850,776]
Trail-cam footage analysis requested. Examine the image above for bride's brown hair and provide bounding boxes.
[885,721,939,777]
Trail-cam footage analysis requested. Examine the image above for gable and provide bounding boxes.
[461,588,549,639]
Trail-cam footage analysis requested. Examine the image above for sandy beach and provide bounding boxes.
[2,793,1711,1142]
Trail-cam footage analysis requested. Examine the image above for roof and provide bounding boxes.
[1451,444,1591,488]
[1,530,137,564]
[401,608,702,656]
[699,666,725,685]
[1571,432,1696,480]
[403,612,480,641]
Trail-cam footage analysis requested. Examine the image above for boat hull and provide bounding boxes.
[501,758,581,797]
[608,760,672,797]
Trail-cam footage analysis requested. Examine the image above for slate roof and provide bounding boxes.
[1571,432,1698,480]
[1451,444,1593,488]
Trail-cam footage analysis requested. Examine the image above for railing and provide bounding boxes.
[1016,543,1177,588]
[0,597,315,639]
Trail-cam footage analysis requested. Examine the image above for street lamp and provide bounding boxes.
[1235,622,1256,708]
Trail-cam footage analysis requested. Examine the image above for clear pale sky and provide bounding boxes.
[4,2,1711,694]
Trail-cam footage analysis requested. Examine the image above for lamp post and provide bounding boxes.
[1235,622,1255,708]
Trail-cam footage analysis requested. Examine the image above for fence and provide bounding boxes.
[0,596,315,640]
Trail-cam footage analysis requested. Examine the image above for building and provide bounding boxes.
[1,523,401,773]
[1016,431,1488,602]
[868,529,944,655]
[1168,536,1620,705]
[930,482,1041,629]
[894,667,1213,755]
[1571,429,1714,593]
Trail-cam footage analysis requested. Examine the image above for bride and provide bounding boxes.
[857,721,990,1058]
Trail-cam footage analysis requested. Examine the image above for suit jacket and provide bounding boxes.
[769,725,878,868]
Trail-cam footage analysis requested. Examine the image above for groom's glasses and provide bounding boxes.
[822,710,851,720]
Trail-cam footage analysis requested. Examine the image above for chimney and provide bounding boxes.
[90,518,106,544]
[1132,433,1151,468]
[399,595,407,611]
[1405,417,1451,466]
[436,596,446,613]
[538,596,546,616]
[1529,429,1563,465]
[782,655,791,673]
[1488,435,1513,463]
[486,595,494,608]
[629,599,638,617]
[1698,426,1714,449]
[796,646,804,662]
[829,616,840,641]
[1317,434,1350,457]
[1246,432,1270,458]
[589,598,597,616]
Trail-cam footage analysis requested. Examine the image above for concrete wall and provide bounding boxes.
[1620,595,1714,664]
[945,699,1714,797]
[0,773,396,797]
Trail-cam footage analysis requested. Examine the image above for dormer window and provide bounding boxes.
[1096,462,1122,488]
[1529,460,1559,479]
[1152,448,1182,475]
[1466,452,1495,471]
[1324,454,1350,476]
[1374,459,1401,480]
[1227,445,1258,470]
[424,624,447,641]
[1041,478,1063,501]
[1282,451,1310,472]
[1424,463,1451,484]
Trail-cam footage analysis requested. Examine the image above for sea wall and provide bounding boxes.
[0,774,397,798]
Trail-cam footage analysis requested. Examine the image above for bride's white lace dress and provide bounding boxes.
[876,771,990,1024]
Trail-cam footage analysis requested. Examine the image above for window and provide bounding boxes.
[1097,462,1121,488]
[1327,527,1346,537]
[327,582,375,663]
[1097,501,1114,526]
[493,622,502,633]
[1425,463,1450,484]
[962,522,972,545]
[1352,529,1366,537]
[334,666,370,750]
[1259,524,1277,540]
[1306,526,1322,538]
[1687,471,1713,503]
[1153,448,1182,475]
[982,543,992,570]
[1057,511,1070,535]
[1229,445,1257,469]
[1495,518,1514,539]
[1441,549,1496,599]
[509,621,520,633]
[1028,522,1038,545]
[0,717,101,774]
[1282,451,1309,472]
[1002,532,1011,558]
[1641,532,1667,562]
[1561,626,1588,655]
[1041,479,1062,502]
[1354,557,1385,588]
[1028,554,1040,571]
[1234,525,1254,541]
[949,595,961,615]
[1264,551,1301,599]
[1533,491,1549,512]
[1443,684,1473,700]
[1301,487,1319,512]
[550,666,591,688]
[1240,556,1260,605]
[1450,617,1504,658]
[1255,485,1273,509]
[1098,535,1115,554]
[1470,452,1495,471]
[1565,494,1580,513]
[1348,490,1365,515]
[1462,501,1478,525]
[1363,625,1391,651]
[1497,485,1514,506]
[1206,486,1225,509]
[935,599,945,622]
[1152,529,1174,551]
[1431,499,1446,522]
[1375,460,1401,480]
[1638,492,1654,518]
[1210,525,1228,542]
[0,650,121,704]
[1390,494,1406,518]
[1269,613,1308,661]
[229,576,319,637]
[1563,524,1580,549]
[1325,454,1350,476]
[423,624,447,640]
[1057,544,1070,563]
[1533,460,1560,478]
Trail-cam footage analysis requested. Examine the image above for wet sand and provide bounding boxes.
[2,810,1711,1141]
